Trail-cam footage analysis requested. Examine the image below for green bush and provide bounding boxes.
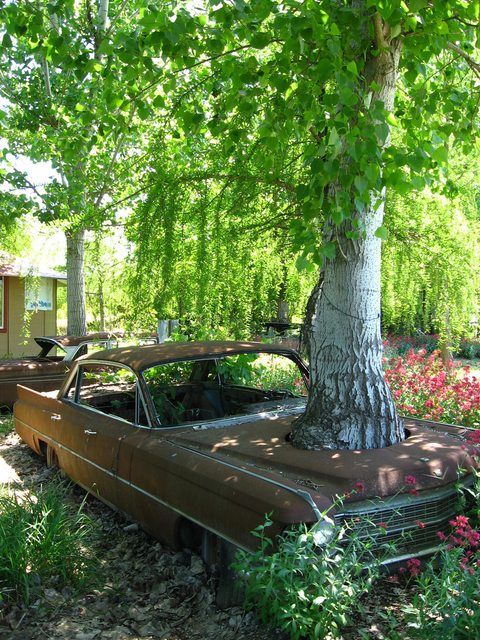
[0,481,98,607]
[456,338,480,360]
[232,514,382,640]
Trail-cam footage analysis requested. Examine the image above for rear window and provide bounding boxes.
[143,352,307,427]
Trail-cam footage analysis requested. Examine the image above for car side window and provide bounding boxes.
[68,363,148,425]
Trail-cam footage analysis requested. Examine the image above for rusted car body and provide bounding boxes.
[0,333,118,408]
[14,341,476,566]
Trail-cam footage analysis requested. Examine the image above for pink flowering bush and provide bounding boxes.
[394,511,480,639]
[384,349,480,427]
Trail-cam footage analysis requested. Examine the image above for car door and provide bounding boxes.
[57,361,147,507]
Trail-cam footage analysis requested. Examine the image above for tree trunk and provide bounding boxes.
[98,278,106,332]
[66,228,87,336]
[292,35,404,451]
[300,273,323,359]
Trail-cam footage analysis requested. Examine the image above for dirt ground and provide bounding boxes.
[0,425,288,640]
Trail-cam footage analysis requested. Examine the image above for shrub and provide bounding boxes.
[0,481,98,607]
[232,513,382,640]
[384,334,480,361]
[456,338,480,360]
[385,349,480,427]
[384,334,439,357]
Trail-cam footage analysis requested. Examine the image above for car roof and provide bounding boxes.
[82,340,300,372]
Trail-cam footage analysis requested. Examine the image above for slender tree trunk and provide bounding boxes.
[292,33,404,451]
[98,279,106,331]
[66,228,87,336]
[96,0,109,59]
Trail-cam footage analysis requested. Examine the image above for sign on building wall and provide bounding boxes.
[25,278,54,311]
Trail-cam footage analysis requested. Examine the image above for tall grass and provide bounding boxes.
[0,481,98,606]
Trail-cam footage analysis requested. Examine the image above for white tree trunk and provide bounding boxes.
[97,0,109,36]
[292,34,404,451]
[66,228,87,336]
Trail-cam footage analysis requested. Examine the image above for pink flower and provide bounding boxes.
[450,515,469,528]
[354,481,366,493]
[415,520,426,529]
[405,475,417,486]
[406,558,421,576]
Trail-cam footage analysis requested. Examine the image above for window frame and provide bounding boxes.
[61,360,152,428]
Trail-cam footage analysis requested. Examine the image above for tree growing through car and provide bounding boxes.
[153,0,479,450]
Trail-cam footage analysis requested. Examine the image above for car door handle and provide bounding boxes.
[50,414,61,421]
[84,429,97,436]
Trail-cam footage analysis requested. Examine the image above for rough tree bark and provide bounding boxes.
[292,20,405,451]
[66,228,87,335]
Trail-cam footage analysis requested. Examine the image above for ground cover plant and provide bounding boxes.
[234,445,480,640]
[0,480,98,609]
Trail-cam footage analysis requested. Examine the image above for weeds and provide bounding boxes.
[233,513,383,640]
[0,481,98,607]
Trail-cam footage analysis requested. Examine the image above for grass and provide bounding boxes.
[0,481,99,608]
[0,412,14,437]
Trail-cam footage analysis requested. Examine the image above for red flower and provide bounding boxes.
[405,475,417,486]
[354,481,366,493]
[406,558,421,576]
[415,520,426,529]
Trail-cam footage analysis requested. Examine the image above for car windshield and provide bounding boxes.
[142,351,308,427]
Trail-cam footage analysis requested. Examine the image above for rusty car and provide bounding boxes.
[1,332,119,408]
[13,341,477,582]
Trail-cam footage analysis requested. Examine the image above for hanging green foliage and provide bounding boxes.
[126,140,316,337]
[382,170,480,338]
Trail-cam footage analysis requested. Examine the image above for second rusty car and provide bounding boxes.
[14,341,477,577]
[0,332,120,408]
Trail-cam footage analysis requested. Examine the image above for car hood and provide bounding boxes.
[169,416,476,501]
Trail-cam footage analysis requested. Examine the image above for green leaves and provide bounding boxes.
[374,226,388,240]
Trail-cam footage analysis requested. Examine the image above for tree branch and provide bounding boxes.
[93,105,136,207]
[129,44,255,105]
[373,12,388,49]
[446,42,480,79]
